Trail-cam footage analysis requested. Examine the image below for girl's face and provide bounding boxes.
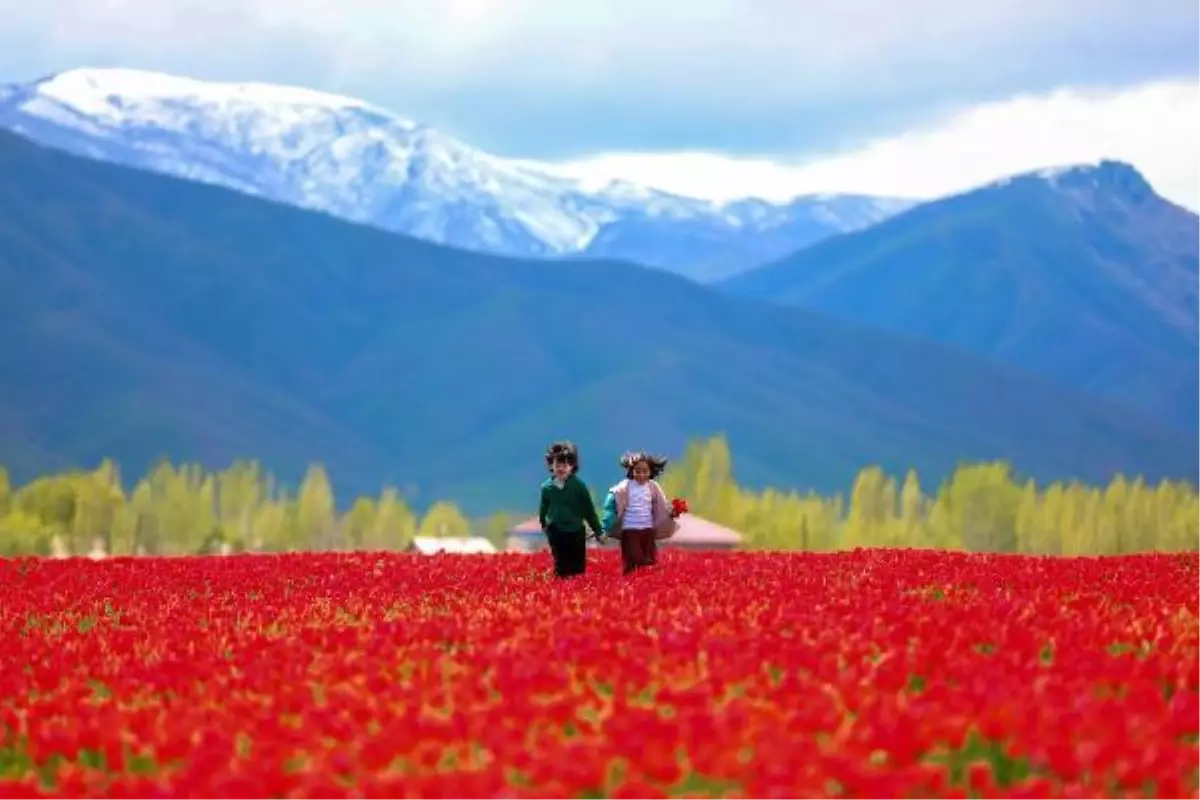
[552,458,573,480]
[631,461,651,484]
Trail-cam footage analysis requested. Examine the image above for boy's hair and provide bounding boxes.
[545,440,580,474]
[620,450,669,480]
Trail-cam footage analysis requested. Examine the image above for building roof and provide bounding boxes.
[670,515,743,546]
[409,536,498,555]
[510,516,542,535]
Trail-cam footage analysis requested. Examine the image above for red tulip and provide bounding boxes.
[0,549,1195,797]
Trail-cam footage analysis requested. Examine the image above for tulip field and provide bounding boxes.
[0,548,1196,798]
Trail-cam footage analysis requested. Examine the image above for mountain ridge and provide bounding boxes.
[0,66,914,281]
[0,127,1194,513]
[719,159,1200,428]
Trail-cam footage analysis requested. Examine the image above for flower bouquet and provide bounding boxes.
[670,497,689,519]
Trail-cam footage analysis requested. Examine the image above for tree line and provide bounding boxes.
[0,460,495,557]
[660,437,1198,555]
[0,436,1195,557]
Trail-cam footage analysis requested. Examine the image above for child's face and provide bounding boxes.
[552,458,573,480]
[631,461,651,483]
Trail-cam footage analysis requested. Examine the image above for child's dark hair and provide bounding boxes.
[545,440,580,474]
[620,450,669,480]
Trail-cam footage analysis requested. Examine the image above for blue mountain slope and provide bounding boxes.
[0,132,1194,511]
[720,162,1199,429]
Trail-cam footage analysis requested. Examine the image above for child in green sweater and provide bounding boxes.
[538,441,604,578]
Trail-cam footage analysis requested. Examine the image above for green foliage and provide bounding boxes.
[418,502,472,539]
[0,436,1195,557]
[371,489,419,550]
[296,464,336,549]
[0,466,10,514]
[0,509,51,556]
[0,459,429,557]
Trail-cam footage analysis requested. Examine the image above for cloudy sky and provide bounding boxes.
[3,0,1198,207]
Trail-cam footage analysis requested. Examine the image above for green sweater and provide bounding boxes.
[539,474,602,536]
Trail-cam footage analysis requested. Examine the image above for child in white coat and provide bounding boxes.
[600,451,680,574]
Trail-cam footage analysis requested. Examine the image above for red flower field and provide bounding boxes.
[0,549,1196,798]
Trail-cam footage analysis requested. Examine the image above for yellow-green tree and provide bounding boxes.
[255,499,296,552]
[418,501,471,539]
[0,467,10,516]
[480,511,521,549]
[894,469,926,548]
[216,461,268,550]
[1014,480,1041,554]
[371,488,418,550]
[843,466,895,548]
[13,474,77,550]
[295,464,336,550]
[939,463,1021,553]
[342,497,377,550]
[71,460,125,555]
[661,436,739,523]
[0,508,51,555]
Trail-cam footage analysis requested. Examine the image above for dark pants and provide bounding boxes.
[546,526,587,578]
[620,528,658,575]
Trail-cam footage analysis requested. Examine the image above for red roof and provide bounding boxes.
[510,516,542,535]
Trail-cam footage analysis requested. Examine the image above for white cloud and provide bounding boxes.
[2,1,1194,184]
[5,0,1192,130]
[6,0,1078,70]
[547,80,1200,211]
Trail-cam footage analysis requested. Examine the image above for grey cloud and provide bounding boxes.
[0,0,1195,158]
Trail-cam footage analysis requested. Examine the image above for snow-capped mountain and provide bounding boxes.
[0,68,913,280]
